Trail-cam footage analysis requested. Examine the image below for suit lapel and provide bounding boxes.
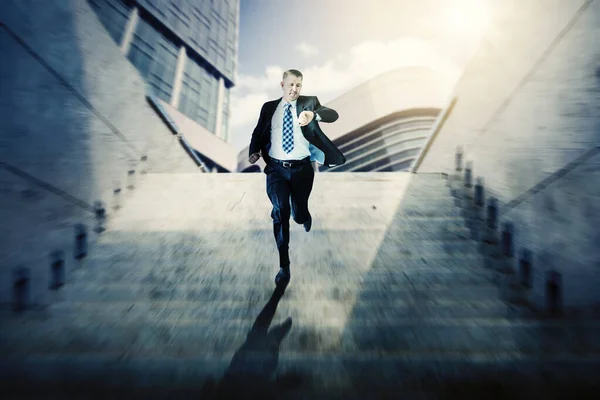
[266,98,280,120]
[262,98,280,135]
[295,96,304,118]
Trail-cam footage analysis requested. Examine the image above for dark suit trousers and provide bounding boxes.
[265,159,315,268]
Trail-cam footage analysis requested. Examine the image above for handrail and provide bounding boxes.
[410,96,458,173]
[0,161,96,213]
[500,146,600,215]
[146,95,210,172]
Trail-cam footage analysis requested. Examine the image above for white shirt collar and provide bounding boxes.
[281,98,297,108]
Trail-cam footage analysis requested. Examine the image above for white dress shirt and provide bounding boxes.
[269,99,316,161]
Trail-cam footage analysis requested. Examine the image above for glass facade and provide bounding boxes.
[127,18,179,103]
[321,113,439,173]
[88,0,131,44]
[88,0,237,139]
[137,0,238,82]
[179,55,219,133]
[221,87,230,141]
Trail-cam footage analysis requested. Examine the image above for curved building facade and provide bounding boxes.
[320,108,438,172]
[237,66,456,172]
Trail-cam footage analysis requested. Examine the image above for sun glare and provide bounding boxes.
[444,0,491,37]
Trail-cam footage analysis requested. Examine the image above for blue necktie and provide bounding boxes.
[282,103,294,153]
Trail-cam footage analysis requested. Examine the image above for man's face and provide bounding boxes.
[281,74,302,102]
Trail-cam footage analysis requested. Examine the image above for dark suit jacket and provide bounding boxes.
[248,95,346,169]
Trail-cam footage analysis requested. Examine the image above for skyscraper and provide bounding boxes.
[88,0,238,142]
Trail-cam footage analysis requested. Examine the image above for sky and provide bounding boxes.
[229,0,494,151]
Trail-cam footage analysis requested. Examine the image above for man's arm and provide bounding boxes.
[313,96,338,123]
[249,103,266,157]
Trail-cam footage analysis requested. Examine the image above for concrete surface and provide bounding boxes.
[417,0,600,309]
[2,172,599,399]
[0,0,198,304]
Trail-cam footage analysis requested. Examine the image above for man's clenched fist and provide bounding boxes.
[248,152,261,164]
[298,111,315,127]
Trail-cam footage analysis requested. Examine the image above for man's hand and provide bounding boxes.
[298,111,315,127]
[248,152,261,164]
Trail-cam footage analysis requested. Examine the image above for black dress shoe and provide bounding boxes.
[275,267,290,285]
[303,216,312,232]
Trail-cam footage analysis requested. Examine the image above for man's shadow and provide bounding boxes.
[202,284,303,399]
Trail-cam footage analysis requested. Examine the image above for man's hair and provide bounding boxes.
[283,69,303,80]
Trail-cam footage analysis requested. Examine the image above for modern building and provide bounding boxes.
[237,66,457,173]
[88,0,239,171]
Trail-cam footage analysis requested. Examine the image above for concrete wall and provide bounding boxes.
[0,0,197,305]
[417,0,600,309]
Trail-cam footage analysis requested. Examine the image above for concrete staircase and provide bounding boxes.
[1,172,599,399]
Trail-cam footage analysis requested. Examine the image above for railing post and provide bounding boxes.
[74,223,87,260]
[49,250,65,290]
[13,266,30,312]
[486,197,498,231]
[455,146,463,172]
[464,161,473,188]
[497,222,516,275]
[94,201,106,233]
[140,155,148,175]
[500,222,514,258]
[481,197,500,271]
[465,177,485,240]
[546,270,562,316]
[519,249,533,288]
[113,184,122,210]
[127,169,136,190]
[474,177,485,207]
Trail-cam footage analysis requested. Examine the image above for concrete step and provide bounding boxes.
[397,196,459,208]
[395,206,462,217]
[94,226,472,247]
[2,317,599,356]
[2,354,599,399]
[39,298,517,322]
[54,282,504,303]
[89,237,480,260]
[376,246,483,264]
[108,211,467,232]
[384,228,471,240]
[66,259,489,290]
[72,267,499,286]
[383,214,466,226]
[71,253,488,284]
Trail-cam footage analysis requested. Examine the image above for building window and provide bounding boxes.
[357,148,421,172]
[168,0,190,31]
[127,18,179,103]
[179,57,219,133]
[88,0,131,44]
[221,87,230,139]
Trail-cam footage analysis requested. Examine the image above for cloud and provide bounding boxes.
[229,90,270,130]
[234,65,284,93]
[296,41,319,57]
[229,37,465,150]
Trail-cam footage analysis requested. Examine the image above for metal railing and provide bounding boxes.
[146,94,210,172]
[410,96,458,173]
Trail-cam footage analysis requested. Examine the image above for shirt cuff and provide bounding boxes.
[315,112,322,122]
